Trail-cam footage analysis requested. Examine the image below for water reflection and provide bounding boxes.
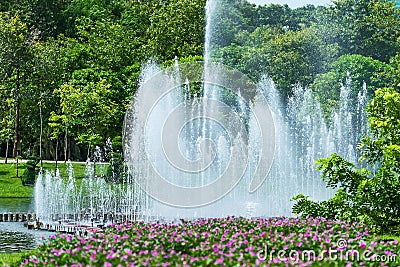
[0,198,33,213]
[0,231,36,252]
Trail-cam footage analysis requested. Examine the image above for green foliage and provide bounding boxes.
[220,26,337,100]
[63,0,125,37]
[292,190,351,220]
[361,88,400,163]
[21,157,39,186]
[0,13,33,78]
[1,0,400,162]
[54,79,117,150]
[48,112,67,141]
[318,0,400,62]
[265,27,336,99]
[0,0,69,38]
[147,0,206,61]
[312,55,389,108]
[292,88,400,232]
[382,54,400,91]
[0,99,14,144]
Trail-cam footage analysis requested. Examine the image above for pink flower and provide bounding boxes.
[273,258,280,263]
[106,252,116,259]
[124,249,132,255]
[215,257,224,265]
[90,252,96,261]
[151,250,159,257]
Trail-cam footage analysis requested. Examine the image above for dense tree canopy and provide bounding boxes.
[1,0,400,161]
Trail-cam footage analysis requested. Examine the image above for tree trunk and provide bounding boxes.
[5,107,12,164]
[12,98,20,158]
[64,126,68,162]
[39,103,43,168]
[12,68,20,158]
[55,138,58,170]
[15,151,19,178]
[5,140,9,164]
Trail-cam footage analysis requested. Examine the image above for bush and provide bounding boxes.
[21,157,40,186]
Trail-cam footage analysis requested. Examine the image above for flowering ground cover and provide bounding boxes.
[19,217,399,266]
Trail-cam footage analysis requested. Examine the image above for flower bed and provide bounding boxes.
[20,217,399,266]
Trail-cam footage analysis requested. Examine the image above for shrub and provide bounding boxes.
[21,157,40,186]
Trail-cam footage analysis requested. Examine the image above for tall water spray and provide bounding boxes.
[35,0,369,222]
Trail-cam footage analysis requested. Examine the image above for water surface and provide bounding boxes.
[0,198,33,213]
[0,222,53,253]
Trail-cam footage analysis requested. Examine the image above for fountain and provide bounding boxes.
[33,0,368,224]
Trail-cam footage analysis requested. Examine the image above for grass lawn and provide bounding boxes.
[0,252,25,267]
[40,162,88,180]
[0,161,89,198]
[0,163,31,197]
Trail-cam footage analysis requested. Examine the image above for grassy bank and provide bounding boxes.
[0,252,25,267]
[0,161,89,198]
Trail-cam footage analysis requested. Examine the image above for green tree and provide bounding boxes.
[66,17,144,138]
[28,37,70,160]
[0,13,35,157]
[54,79,117,158]
[147,0,206,61]
[256,4,321,31]
[63,0,125,37]
[381,54,400,92]
[48,112,67,166]
[0,98,14,162]
[317,0,400,62]
[0,0,69,38]
[219,26,337,100]
[311,54,389,117]
[256,4,291,29]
